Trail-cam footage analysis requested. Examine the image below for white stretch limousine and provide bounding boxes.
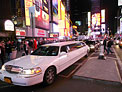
[0,41,89,86]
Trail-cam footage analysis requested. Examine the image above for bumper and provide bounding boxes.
[90,48,95,52]
[0,70,43,86]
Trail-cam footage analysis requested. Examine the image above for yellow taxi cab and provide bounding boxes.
[119,39,122,48]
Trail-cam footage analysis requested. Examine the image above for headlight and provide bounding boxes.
[90,45,95,49]
[100,41,103,44]
[120,42,122,44]
[116,40,119,44]
[20,67,42,75]
[1,65,5,71]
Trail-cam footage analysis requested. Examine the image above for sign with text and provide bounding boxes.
[35,28,47,37]
[50,33,59,37]
[4,20,14,31]
[16,28,26,36]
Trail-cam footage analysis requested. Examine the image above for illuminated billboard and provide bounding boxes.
[58,2,66,37]
[118,0,122,6]
[65,18,70,36]
[35,28,47,37]
[92,13,100,30]
[52,0,58,23]
[61,2,65,20]
[34,0,49,29]
[88,12,91,28]
[4,20,14,31]
[24,0,33,26]
[16,28,26,36]
[58,0,61,19]
[101,9,105,23]
[50,32,59,37]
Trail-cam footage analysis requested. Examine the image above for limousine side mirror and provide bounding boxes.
[59,52,67,56]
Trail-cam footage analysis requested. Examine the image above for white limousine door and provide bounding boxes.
[58,46,69,72]
[67,43,84,65]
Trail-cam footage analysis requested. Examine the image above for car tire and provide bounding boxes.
[119,46,122,48]
[43,67,56,85]
[85,51,89,57]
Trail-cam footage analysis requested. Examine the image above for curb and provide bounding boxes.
[113,47,122,83]
[72,76,122,86]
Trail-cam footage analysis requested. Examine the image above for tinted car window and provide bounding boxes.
[68,42,85,52]
[85,41,95,45]
[31,46,59,56]
[60,46,68,53]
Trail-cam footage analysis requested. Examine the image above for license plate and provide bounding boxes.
[4,77,12,84]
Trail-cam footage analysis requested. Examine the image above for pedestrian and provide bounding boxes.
[23,41,29,55]
[5,40,12,61]
[17,40,21,51]
[0,41,5,65]
[103,38,108,53]
[33,39,37,51]
[107,38,114,55]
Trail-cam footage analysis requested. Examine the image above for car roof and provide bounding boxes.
[42,41,82,47]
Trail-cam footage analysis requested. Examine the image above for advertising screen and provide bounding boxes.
[52,0,58,23]
[88,12,91,28]
[101,9,105,23]
[34,0,49,29]
[50,32,59,37]
[24,0,33,26]
[118,0,122,6]
[16,28,26,36]
[92,13,100,30]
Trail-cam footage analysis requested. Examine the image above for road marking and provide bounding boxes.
[113,48,122,66]
[113,48,122,83]
[114,60,122,83]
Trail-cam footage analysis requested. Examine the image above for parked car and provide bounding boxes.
[114,37,120,45]
[0,41,89,86]
[84,40,99,52]
[119,39,122,48]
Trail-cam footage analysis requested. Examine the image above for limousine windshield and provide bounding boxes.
[31,46,59,56]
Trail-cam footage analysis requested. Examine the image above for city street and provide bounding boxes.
[0,0,121,92]
[0,46,122,92]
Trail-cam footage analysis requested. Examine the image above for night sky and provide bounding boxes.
[70,0,118,33]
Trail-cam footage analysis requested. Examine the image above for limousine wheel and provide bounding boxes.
[85,51,89,57]
[43,67,56,85]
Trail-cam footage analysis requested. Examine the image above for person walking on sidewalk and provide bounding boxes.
[33,39,37,51]
[103,37,108,53]
[107,38,114,55]
[23,41,29,55]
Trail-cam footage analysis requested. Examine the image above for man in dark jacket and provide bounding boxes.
[5,41,12,61]
[103,38,108,53]
[107,38,113,55]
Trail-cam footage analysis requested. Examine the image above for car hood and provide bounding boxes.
[4,55,57,69]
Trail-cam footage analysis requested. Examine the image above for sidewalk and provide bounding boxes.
[73,49,122,84]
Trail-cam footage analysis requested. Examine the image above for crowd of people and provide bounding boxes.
[0,36,116,65]
[0,39,45,65]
